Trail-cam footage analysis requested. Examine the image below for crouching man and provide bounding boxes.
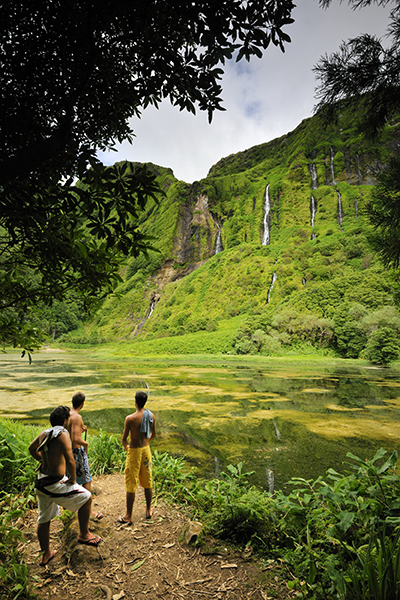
[29,405,102,566]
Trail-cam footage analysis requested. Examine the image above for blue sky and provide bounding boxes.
[98,0,391,183]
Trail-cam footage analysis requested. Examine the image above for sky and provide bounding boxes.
[98,0,392,184]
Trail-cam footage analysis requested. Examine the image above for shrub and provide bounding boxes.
[207,487,276,549]
[364,327,400,365]
[0,420,40,495]
[88,430,125,476]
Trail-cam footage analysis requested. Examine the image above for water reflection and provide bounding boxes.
[266,468,275,494]
[1,351,400,492]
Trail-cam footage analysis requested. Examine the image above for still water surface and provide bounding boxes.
[1,350,400,492]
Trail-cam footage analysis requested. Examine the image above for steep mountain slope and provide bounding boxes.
[63,108,400,358]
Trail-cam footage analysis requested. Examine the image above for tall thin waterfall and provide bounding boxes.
[267,272,277,303]
[215,227,223,254]
[308,163,318,190]
[330,147,336,185]
[311,195,317,240]
[135,299,156,335]
[262,184,270,246]
[354,198,359,219]
[148,300,155,319]
[310,195,317,228]
[337,190,344,230]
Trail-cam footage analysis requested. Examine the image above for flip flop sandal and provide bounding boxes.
[78,535,102,546]
[117,516,132,526]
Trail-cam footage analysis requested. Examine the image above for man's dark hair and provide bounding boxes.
[135,390,148,409]
[72,391,86,409]
[50,405,70,426]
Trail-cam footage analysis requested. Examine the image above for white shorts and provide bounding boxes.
[35,472,91,524]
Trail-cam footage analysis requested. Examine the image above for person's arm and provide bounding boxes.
[29,433,44,463]
[70,416,88,452]
[61,432,77,484]
[150,413,156,441]
[121,417,130,451]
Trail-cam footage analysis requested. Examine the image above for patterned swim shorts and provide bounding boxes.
[72,446,92,485]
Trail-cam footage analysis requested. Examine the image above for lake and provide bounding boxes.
[1,349,400,492]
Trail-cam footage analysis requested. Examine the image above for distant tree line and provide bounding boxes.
[233,303,400,364]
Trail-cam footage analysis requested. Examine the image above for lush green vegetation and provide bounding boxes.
[0,419,42,599]
[56,105,400,366]
[3,418,400,599]
[0,418,127,600]
[153,449,400,599]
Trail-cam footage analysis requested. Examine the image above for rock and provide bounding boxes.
[69,542,110,570]
[184,521,203,545]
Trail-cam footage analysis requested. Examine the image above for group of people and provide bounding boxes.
[29,390,156,566]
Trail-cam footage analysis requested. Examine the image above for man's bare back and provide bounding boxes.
[122,408,156,449]
[29,426,76,482]
[67,408,88,451]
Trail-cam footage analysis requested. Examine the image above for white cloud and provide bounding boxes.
[98,0,391,183]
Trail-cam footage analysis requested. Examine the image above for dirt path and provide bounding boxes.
[21,473,293,600]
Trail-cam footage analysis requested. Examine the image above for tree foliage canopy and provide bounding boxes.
[1,0,295,184]
[314,0,400,137]
[367,156,400,267]
[0,0,295,350]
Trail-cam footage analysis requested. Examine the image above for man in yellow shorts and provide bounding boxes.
[118,390,156,525]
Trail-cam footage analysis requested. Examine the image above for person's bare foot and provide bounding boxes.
[39,549,57,566]
[146,510,152,520]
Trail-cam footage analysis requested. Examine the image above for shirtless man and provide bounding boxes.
[67,392,103,519]
[118,390,156,525]
[29,405,102,566]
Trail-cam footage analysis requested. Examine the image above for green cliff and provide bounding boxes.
[62,108,400,360]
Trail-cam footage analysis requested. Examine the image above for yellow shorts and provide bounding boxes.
[125,446,153,493]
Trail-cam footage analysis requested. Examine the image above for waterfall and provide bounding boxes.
[266,468,275,494]
[310,195,317,240]
[267,272,277,303]
[330,147,336,185]
[211,215,223,254]
[215,227,223,254]
[214,456,221,478]
[337,190,344,230]
[308,163,318,190]
[262,184,270,246]
[148,300,155,318]
[302,278,306,285]
[310,195,317,228]
[136,299,156,335]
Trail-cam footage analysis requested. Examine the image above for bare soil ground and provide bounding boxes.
[21,473,294,600]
